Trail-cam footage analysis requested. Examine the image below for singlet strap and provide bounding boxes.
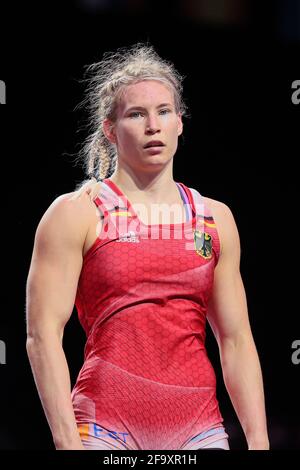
[92,180,133,220]
[176,182,193,222]
[189,187,214,219]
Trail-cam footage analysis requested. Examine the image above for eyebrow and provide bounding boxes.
[125,103,174,113]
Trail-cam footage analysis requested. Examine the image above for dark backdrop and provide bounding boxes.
[0,0,299,450]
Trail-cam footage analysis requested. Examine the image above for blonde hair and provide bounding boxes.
[75,43,187,184]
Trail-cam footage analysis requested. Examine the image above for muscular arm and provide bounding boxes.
[26,192,93,450]
[206,200,269,450]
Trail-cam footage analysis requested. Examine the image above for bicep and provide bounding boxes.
[26,196,85,340]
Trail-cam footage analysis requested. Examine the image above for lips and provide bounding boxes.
[144,140,164,148]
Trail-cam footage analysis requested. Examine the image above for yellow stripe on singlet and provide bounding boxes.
[197,219,216,228]
[110,212,132,217]
[203,221,216,228]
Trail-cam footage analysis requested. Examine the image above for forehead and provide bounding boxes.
[118,80,175,109]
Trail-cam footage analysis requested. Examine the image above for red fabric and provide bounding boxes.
[71,179,224,450]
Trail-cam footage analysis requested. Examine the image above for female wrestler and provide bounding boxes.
[26,44,269,450]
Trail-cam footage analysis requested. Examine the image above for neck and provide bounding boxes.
[109,166,179,204]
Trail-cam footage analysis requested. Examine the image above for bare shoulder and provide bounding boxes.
[203,196,234,222]
[203,196,240,253]
[41,191,96,223]
[51,190,96,213]
[35,191,97,248]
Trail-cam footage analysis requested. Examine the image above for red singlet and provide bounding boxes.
[71,178,226,450]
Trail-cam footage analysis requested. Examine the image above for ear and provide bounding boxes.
[103,119,116,144]
[177,113,183,136]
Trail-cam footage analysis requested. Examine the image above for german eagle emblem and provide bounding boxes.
[194,230,213,259]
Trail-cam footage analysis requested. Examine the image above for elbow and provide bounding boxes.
[26,335,41,366]
[26,335,45,360]
[26,334,43,353]
[219,328,254,351]
[26,333,63,369]
[219,330,258,369]
[26,327,63,358]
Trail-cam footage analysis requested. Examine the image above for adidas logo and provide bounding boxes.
[116,231,140,243]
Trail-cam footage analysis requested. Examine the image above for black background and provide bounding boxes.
[0,0,299,451]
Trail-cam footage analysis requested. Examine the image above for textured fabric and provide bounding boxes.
[71,178,226,450]
[78,423,229,450]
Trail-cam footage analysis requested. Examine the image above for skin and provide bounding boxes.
[102,80,185,223]
[104,80,183,178]
[26,79,269,450]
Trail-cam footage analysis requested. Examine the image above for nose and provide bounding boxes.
[145,114,161,134]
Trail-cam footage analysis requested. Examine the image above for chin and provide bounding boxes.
[141,160,172,173]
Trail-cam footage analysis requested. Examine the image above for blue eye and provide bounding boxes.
[129,111,143,118]
[159,109,171,115]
